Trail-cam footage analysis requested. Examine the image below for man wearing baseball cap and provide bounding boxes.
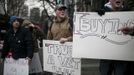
[46,4,73,75]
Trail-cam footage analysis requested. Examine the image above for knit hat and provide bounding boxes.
[9,16,18,24]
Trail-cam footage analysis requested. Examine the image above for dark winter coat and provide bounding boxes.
[1,27,33,59]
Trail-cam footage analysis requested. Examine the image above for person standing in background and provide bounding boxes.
[98,0,129,75]
[22,19,45,75]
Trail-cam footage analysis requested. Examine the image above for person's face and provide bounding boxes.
[110,0,123,9]
[12,20,20,29]
[56,8,67,19]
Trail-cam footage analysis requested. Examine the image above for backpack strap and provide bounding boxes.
[47,21,53,39]
[48,21,53,30]
[68,18,73,32]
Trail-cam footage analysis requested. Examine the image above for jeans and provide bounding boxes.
[125,61,134,75]
[99,60,127,75]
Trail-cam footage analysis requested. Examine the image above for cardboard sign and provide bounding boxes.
[73,12,134,61]
[4,58,28,75]
[43,40,81,75]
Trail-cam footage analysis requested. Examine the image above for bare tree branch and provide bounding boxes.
[41,0,54,21]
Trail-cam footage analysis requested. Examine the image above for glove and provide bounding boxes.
[97,9,105,16]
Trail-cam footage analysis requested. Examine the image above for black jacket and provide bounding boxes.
[1,27,33,59]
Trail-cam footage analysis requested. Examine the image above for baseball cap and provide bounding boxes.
[55,4,67,11]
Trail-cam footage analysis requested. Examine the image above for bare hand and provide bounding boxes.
[59,38,68,44]
[26,57,32,65]
[118,27,133,35]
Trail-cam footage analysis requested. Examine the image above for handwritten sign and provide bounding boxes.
[43,40,81,75]
[73,12,134,61]
[4,58,28,75]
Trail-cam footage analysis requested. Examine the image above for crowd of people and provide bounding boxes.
[0,0,134,75]
[0,3,73,75]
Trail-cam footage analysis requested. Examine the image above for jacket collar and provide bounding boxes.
[53,16,68,23]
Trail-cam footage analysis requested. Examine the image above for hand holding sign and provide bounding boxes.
[97,9,105,16]
[59,38,68,44]
[118,27,134,35]
[60,37,72,44]
[26,57,32,65]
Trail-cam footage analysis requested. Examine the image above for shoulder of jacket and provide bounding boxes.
[20,27,30,34]
[103,6,113,11]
